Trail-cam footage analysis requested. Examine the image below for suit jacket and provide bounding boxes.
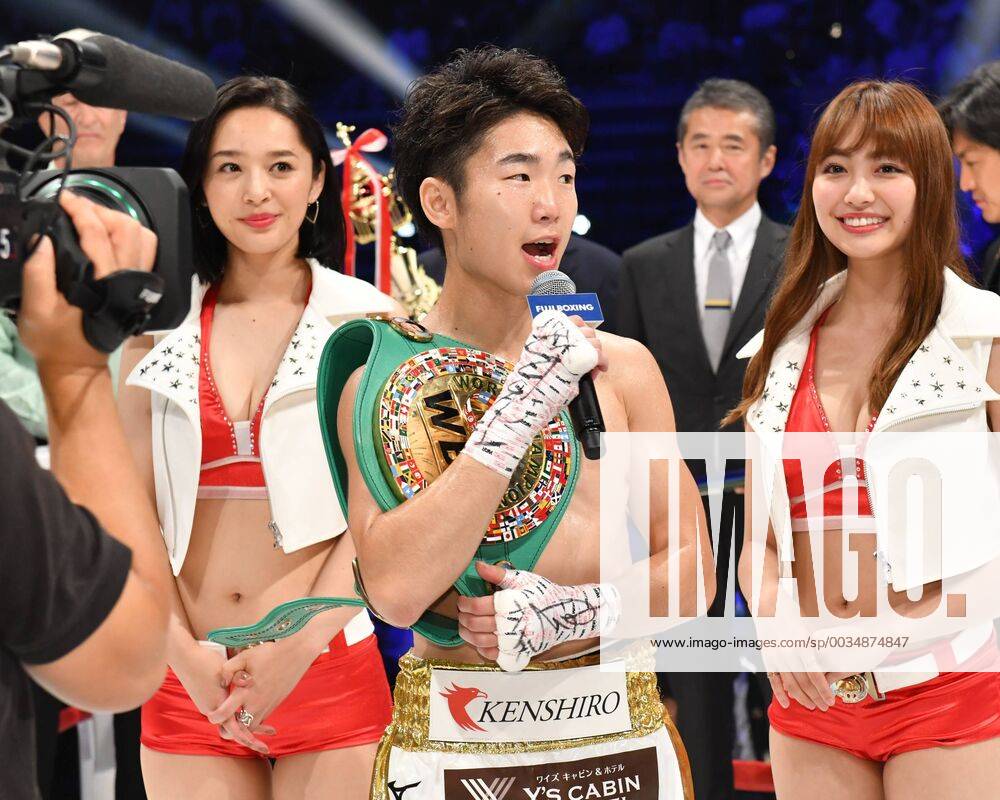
[618,215,789,433]
[980,235,1000,294]
[418,233,624,334]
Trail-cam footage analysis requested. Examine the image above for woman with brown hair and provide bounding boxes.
[732,80,1000,798]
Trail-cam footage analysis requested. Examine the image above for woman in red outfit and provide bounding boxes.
[118,77,397,798]
[730,81,1000,798]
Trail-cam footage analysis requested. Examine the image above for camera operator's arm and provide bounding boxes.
[11,192,171,710]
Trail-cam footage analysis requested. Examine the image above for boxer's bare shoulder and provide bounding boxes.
[594,331,679,434]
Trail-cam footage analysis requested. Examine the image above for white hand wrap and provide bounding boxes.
[492,569,622,672]
[463,310,598,478]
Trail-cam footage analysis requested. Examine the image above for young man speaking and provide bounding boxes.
[319,46,713,800]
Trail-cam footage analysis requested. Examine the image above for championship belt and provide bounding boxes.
[317,317,581,647]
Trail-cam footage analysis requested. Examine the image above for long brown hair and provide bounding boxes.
[726,80,970,426]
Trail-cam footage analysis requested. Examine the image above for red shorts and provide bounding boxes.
[140,633,392,759]
[769,633,1000,761]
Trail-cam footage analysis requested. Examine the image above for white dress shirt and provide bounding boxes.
[693,202,761,320]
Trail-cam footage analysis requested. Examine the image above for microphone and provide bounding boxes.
[9,30,216,120]
[528,270,606,459]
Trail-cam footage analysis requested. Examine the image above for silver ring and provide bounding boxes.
[236,707,254,727]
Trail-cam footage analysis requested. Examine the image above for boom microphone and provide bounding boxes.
[528,270,606,459]
[8,30,216,120]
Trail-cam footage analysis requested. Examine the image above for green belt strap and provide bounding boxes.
[316,318,579,647]
[206,597,367,648]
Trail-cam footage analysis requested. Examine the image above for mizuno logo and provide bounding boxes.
[387,780,421,800]
[460,776,516,800]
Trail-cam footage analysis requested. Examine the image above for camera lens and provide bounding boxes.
[27,171,151,228]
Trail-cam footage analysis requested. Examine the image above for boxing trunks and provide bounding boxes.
[371,650,692,800]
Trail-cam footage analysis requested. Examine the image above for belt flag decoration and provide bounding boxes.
[332,123,441,317]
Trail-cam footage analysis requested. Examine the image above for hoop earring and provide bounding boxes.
[305,199,319,225]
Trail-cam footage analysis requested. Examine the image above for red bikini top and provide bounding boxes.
[783,308,877,529]
[198,284,269,498]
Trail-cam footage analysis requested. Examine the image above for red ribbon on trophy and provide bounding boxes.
[331,124,393,294]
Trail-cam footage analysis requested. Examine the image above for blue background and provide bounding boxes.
[2,0,998,265]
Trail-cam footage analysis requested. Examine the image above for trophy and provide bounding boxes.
[334,123,441,319]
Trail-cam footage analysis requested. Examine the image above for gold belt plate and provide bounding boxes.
[832,674,869,704]
[378,347,573,543]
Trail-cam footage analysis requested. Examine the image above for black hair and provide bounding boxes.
[392,45,589,250]
[938,60,1000,152]
[180,76,344,283]
[677,78,777,153]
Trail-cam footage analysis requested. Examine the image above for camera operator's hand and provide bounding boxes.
[14,190,172,713]
[18,191,157,372]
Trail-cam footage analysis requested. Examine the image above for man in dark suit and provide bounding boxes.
[619,78,789,800]
[983,238,1000,292]
[938,61,1000,292]
[419,232,623,333]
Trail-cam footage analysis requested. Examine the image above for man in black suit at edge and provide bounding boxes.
[618,78,789,800]
[938,60,1000,292]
